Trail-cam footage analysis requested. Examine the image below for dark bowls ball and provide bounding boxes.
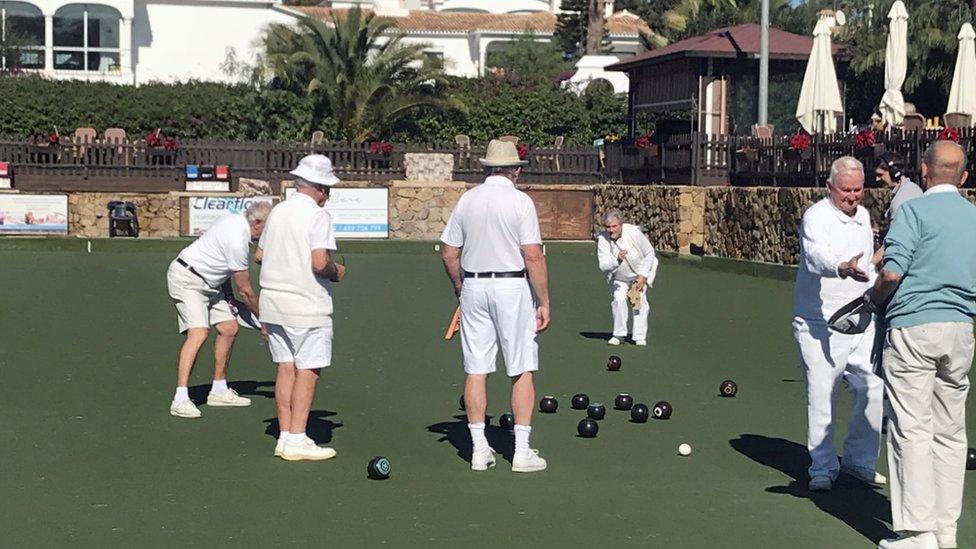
[498,413,515,430]
[630,403,649,423]
[607,355,622,372]
[571,393,590,410]
[967,447,976,471]
[587,403,606,420]
[652,401,673,420]
[614,393,634,410]
[539,395,558,413]
[577,418,599,438]
[720,380,738,397]
[367,456,391,480]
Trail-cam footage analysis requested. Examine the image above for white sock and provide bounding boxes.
[210,379,228,394]
[173,387,189,404]
[468,422,488,452]
[288,432,306,444]
[278,431,290,442]
[514,425,531,453]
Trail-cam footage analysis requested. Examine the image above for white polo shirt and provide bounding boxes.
[440,176,542,272]
[794,197,876,321]
[177,213,251,287]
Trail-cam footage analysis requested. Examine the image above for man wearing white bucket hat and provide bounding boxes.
[441,139,551,473]
[167,200,271,419]
[257,154,346,461]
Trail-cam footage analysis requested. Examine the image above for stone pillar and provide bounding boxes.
[676,186,705,254]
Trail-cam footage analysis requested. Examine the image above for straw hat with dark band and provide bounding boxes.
[479,139,528,167]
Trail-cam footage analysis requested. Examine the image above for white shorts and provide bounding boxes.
[265,323,333,370]
[459,277,539,377]
[166,260,235,334]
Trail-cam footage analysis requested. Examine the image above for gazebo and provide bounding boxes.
[607,23,850,139]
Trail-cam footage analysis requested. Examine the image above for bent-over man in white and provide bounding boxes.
[793,156,885,492]
[167,201,270,419]
[441,139,551,473]
[258,155,346,462]
[596,210,658,346]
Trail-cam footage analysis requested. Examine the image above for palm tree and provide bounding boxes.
[261,8,444,143]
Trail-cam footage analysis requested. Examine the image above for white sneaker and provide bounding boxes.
[170,399,201,418]
[808,475,832,491]
[634,340,647,346]
[206,388,251,407]
[607,337,622,346]
[281,438,337,461]
[470,447,497,471]
[274,438,286,458]
[878,532,938,549]
[842,464,886,485]
[512,449,547,473]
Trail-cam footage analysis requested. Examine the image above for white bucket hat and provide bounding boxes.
[479,139,527,167]
[290,154,340,187]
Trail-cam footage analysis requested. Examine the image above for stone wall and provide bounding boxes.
[404,153,454,182]
[388,181,466,240]
[69,192,181,238]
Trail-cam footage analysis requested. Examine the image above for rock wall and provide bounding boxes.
[388,181,466,240]
[404,153,455,182]
[592,185,683,253]
[69,192,180,237]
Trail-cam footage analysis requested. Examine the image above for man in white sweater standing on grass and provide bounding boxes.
[257,155,346,462]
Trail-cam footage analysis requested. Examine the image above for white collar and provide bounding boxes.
[484,175,515,187]
[826,197,864,225]
[923,184,959,196]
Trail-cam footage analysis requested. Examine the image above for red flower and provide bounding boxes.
[633,132,654,150]
[516,143,528,159]
[369,141,392,155]
[855,129,876,149]
[163,137,179,151]
[146,132,161,147]
[48,131,60,145]
[938,126,961,143]
[790,132,811,152]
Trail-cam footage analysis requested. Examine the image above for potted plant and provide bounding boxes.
[27,128,61,163]
[634,132,657,158]
[784,132,812,171]
[146,129,179,165]
[366,140,393,169]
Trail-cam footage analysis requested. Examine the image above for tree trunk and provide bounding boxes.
[586,0,605,55]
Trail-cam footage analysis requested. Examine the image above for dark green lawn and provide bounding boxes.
[0,239,973,547]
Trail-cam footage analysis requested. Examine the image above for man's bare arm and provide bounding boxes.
[442,244,463,297]
[311,249,345,282]
[870,269,902,309]
[522,243,550,332]
[232,270,260,315]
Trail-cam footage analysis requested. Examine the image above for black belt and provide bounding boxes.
[463,270,527,279]
[177,258,208,283]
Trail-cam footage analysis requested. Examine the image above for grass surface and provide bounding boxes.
[1,239,973,547]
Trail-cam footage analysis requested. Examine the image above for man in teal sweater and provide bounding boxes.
[871,141,976,549]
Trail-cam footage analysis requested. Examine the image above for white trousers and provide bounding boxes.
[610,280,648,341]
[793,316,884,479]
[884,322,974,538]
[459,278,538,377]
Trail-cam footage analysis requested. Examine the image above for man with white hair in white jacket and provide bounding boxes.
[596,210,657,346]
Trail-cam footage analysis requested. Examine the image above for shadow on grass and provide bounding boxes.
[579,331,613,341]
[263,410,342,444]
[427,414,514,465]
[730,434,893,544]
[188,380,275,404]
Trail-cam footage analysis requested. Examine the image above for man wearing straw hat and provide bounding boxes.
[257,154,346,462]
[440,139,551,473]
[596,209,658,346]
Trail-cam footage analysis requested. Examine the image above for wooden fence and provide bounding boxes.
[0,138,603,192]
[604,128,976,187]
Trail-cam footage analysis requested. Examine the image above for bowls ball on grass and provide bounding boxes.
[571,393,590,410]
[367,456,391,480]
[607,355,622,372]
[577,418,599,438]
[652,401,672,420]
[614,393,634,410]
[539,395,558,413]
[719,380,738,397]
[586,403,606,420]
[630,403,649,423]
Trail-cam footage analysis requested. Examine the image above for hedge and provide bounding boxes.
[0,74,627,146]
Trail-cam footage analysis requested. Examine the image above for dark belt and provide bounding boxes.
[463,270,527,279]
[177,258,208,283]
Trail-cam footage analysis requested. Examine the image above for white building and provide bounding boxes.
[0,0,644,84]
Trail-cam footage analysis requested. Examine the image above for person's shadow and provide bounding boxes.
[264,410,342,444]
[427,415,514,465]
[730,434,893,543]
[579,331,613,342]
[187,380,275,404]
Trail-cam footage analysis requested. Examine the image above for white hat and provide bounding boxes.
[479,139,527,167]
[290,154,340,187]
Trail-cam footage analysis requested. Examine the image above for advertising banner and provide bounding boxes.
[0,194,68,235]
[285,187,389,239]
[187,196,275,236]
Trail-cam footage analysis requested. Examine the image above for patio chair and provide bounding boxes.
[944,112,973,128]
[103,128,127,164]
[310,130,325,145]
[498,135,519,144]
[72,127,96,162]
[454,134,470,149]
[537,135,564,171]
[901,114,925,132]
